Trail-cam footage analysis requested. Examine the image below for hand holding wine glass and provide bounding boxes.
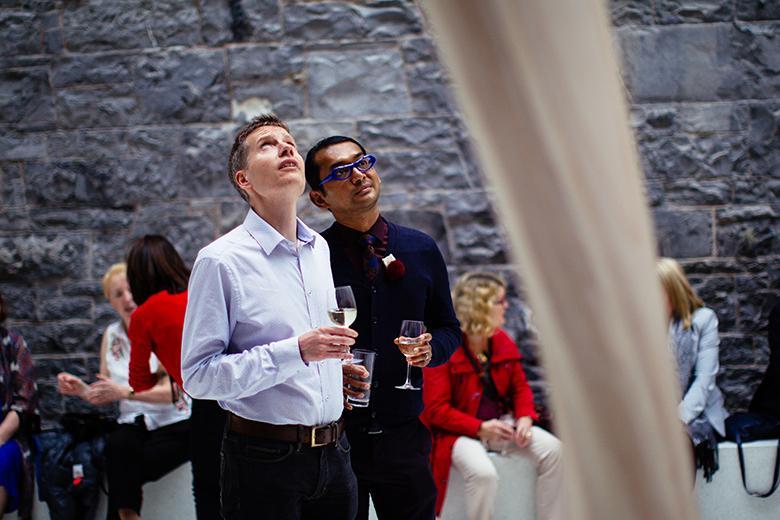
[395,320,428,390]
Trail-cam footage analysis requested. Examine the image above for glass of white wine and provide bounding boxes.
[328,286,357,363]
[396,320,425,390]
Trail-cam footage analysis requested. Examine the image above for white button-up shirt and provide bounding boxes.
[181,209,342,426]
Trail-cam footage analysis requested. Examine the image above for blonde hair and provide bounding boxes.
[102,263,127,299]
[656,257,703,330]
[452,272,506,337]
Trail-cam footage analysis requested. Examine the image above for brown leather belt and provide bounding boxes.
[228,413,344,448]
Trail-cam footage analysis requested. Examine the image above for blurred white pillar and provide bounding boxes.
[423,1,697,518]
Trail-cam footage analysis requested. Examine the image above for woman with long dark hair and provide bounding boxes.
[126,235,224,520]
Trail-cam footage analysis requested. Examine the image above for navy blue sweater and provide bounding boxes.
[322,219,461,427]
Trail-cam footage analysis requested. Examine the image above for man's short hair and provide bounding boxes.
[227,114,290,201]
[304,136,367,192]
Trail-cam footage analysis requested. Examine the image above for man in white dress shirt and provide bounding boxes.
[181,114,359,520]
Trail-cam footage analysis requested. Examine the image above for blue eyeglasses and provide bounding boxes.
[319,154,376,187]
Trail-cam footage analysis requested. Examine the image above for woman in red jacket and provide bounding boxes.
[126,235,225,520]
[422,272,563,520]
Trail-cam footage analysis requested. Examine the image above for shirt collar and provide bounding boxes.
[330,215,388,246]
[243,209,317,255]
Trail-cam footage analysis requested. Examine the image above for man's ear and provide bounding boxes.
[235,169,252,194]
[309,189,329,210]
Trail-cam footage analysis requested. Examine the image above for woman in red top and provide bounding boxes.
[126,235,225,520]
[422,272,563,520]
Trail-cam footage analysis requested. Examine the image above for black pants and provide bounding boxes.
[105,418,190,518]
[220,430,357,520]
[349,418,437,520]
[190,398,226,520]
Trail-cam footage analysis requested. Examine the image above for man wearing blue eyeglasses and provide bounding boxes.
[306,136,460,520]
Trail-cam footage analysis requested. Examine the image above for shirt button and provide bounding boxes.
[371,317,378,325]
[307,290,312,296]
[372,381,379,389]
[372,288,377,294]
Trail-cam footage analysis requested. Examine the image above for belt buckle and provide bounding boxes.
[310,424,329,448]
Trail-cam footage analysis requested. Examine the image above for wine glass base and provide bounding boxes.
[394,383,420,391]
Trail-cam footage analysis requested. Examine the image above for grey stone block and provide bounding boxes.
[52,53,135,88]
[228,44,304,83]
[0,235,88,282]
[30,208,134,231]
[62,0,155,52]
[730,23,780,100]
[664,179,731,205]
[378,150,468,192]
[0,68,56,129]
[36,380,64,423]
[716,206,779,257]
[736,1,780,21]
[147,0,201,47]
[637,133,747,180]
[382,209,450,263]
[0,283,36,320]
[718,367,764,412]
[655,0,733,24]
[46,129,120,160]
[34,356,90,381]
[618,25,743,102]
[735,273,778,331]
[446,192,507,265]
[308,48,411,118]
[288,120,356,156]
[38,297,93,321]
[719,335,757,366]
[689,275,737,330]
[130,205,217,265]
[357,117,457,150]
[283,1,422,40]
[61,281,103,298]
[0,10,41,56]
[0,207,31,231]
[91,232,132,281]
[134,49,229,124]
[179,126,235,198]
[733,178,780,205]
[681,257,767,275]
[401,37,437,64]
[677,104,749,133]
[56,84,139,128]
[644,181,665,207]
[747,103,780,177]
[407,61,454,114]
[653,209,713,257]
[1,163,27,206]
[0,131,46,161]
[200,0,281,46]
[610,0,655,25]
[231,81,304,121]
[14,321,100,355]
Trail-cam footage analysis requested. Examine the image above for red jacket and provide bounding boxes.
[128,290,187,392]
[421,329,538,514]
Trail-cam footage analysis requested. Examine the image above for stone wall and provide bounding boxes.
[0,0,777,426]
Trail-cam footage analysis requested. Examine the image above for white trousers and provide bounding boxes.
[450,427,563,520]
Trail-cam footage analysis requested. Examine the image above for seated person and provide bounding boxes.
[422,272,562,520]
[0,290,39,520]
[657,257,728,480]
[58,263,190,520]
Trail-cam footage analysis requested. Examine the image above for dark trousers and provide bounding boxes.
[190,398,226,520]
[349,418,437,520]
[105,418,190,518]
[220,430,357,520]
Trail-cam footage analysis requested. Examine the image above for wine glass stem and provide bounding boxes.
[405,363,412,385]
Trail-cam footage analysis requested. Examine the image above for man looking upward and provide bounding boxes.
[181,115,358,520]
[306,136,460,520]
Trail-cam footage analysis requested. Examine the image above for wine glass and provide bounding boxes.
[328,286,357,364]
[395,320,425,390]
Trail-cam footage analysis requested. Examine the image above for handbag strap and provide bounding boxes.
[463,340,513,414]
[734,435,780,498]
